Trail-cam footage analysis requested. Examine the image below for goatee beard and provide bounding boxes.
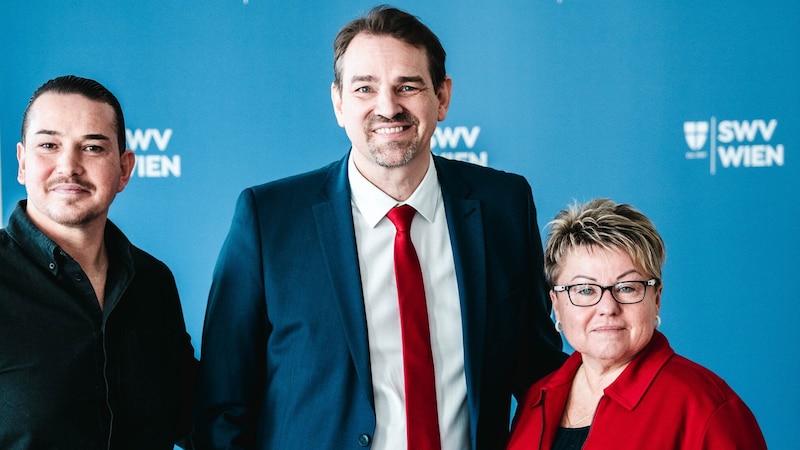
[365,111,420,168]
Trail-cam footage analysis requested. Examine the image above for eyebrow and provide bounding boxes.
[615,269,642,280]
[34,129,111,142]
[84,134,112,142]
[397,75,425,84]
[349,75,427,85]
[568,269,642,284]
[34,129,61,138]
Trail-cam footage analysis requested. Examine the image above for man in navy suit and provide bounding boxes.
[193,5,565,449]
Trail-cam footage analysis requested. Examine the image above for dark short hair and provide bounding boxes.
[333,4,447,94]
[21,75,126,154]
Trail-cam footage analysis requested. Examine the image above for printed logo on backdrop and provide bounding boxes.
[126,128,181,178]
[432,125,488,167]
[683,118,785,175]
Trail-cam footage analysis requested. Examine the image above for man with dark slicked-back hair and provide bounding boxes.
[0,75,197,449]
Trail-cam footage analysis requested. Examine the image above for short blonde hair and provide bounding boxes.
[544,198,666,286]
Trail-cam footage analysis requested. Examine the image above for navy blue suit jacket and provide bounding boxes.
[193,153,565,449]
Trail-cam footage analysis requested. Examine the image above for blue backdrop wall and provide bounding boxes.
[1,1,797,447]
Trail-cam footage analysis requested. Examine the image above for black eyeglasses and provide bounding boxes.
[553,279,659,307]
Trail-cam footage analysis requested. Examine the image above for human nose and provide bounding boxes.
[374,88,404,119]
[595,287,621,313]
[55,147,83,176]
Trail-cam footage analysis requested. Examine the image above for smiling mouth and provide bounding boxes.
[374,126,407,135]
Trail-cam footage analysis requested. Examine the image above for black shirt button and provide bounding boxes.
[73,273,83,281]
[358,433,371,447]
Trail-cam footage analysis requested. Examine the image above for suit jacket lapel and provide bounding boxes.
[435,156,487,446]
[312,154,374,409]
[310,154,491,426]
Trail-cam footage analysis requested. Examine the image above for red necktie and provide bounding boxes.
[387,205,441,450]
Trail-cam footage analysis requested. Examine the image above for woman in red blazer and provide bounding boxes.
[507,198,766,450]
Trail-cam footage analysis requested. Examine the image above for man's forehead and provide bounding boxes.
[28,93,115,123]
[340,39,431,86]
[25,93,117,140]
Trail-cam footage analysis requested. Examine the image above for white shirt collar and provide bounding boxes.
[348,152,440,228]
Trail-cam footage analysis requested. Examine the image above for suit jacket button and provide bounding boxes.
[358,433,371,447]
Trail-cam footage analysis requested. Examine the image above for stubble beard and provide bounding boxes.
[365,112,422,168]
[368,139,419,168]
[37,177,107,227]
[38,197,105,228]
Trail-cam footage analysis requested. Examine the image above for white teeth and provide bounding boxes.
[375,126,404,134]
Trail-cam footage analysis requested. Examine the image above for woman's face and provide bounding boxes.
[551,245,661,369]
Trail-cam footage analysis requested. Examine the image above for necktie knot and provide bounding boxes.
[387,205,416,233]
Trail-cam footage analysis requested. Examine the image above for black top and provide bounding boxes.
[552,426,591,450]
[0,201,196,449]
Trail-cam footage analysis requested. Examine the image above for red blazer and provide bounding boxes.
[507,331,766,450]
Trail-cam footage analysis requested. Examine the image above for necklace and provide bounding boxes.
[564,366,601,427]
[565,408,595,427]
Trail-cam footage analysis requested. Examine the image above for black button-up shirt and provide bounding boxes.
[0,201,196,449]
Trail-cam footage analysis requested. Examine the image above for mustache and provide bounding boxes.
[366,111,419,127]
[47,177,94,191]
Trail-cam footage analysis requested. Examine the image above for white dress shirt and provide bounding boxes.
[348,153,469,450]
